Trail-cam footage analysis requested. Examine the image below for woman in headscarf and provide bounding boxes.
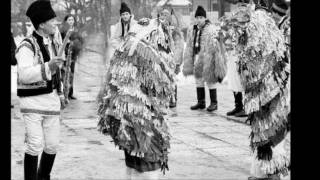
[60,14,84,101]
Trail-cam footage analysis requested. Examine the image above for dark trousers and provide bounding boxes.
[68,60,76,97]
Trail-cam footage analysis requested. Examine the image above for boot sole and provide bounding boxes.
[207,109,217,112]
[190,107,206,110]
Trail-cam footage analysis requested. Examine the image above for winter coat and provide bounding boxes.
[60,28,83,61]
[109,15,137,54]
[182,20,227,84]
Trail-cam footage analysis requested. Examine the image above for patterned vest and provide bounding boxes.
[16,31,61,97]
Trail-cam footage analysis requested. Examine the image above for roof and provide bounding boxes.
[157,0,191,7]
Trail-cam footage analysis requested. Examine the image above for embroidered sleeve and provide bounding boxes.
[16,44,44,84]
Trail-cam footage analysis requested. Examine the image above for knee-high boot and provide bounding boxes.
[24,153,38,180]
[207,89,218,112]
[190,87,206,110]
[234,92,247,117]
[37,152,56,180]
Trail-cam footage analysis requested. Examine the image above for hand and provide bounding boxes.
[48,56,65,73]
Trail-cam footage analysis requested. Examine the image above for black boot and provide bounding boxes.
[24,153,38,180]
[190,87,206,110]
[207,89,218,112]
[234,92,247,117]
[37,152,56,180]
[227,92,240,116]
[68,87,76,100]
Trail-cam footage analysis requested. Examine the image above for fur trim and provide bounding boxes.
[194,53,204,78]
[202,24,227,83]
[182,21,227,81]
[182,27,195,76]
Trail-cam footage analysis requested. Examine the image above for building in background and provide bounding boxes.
[156,0,192,15]
[191,0,231,12]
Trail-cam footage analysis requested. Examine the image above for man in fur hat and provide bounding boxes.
[15,0,65,179]
[183,6,227,112]
[109,2,137,62]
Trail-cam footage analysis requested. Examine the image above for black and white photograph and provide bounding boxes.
[10,0,291,179]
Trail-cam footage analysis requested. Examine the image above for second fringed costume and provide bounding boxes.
[219,3,290,180]
[97,17,177,176]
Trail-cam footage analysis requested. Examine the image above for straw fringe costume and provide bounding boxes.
[98,18,176,175]
[219,3,290,179]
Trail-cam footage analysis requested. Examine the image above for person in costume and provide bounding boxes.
[219,1,290,179]
[15,1,65,179]
[108,2,137,63]
[60,14,84,100]
[225,51,247,117]
[183,6,227,112]
[158,6,185,108]
[97,15,176,179]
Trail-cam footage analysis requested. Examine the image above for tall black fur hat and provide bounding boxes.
[26,0,56,29]
[195,6,206,18]
[120,2,131,14]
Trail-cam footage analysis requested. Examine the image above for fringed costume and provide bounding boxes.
[97,18,176,175]
[219,3,290,179]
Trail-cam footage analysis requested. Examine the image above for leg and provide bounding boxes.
[190,78,206,110]
[169,85,177,108]
[23,113,44,180]
[68,60,76,100]
[206,83,219,112]
[38,115,60,180]
[234,92,247,117]
[227,91,238,115]
[126,167,160,180]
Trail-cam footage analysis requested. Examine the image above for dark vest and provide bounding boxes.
[192,20,210,56]
[17,31,61,97]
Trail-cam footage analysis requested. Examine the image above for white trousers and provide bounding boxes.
[195,77,220,89]
[125,167,160,180]
[226,52,244,92]
[23,113,60,156]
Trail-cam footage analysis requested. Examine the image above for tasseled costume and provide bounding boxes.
[219,3,290,177]
[97,18,176,174]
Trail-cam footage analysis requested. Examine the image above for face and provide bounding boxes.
[66,16,75,27]
[195,16,206,27]
[39,18,57,35]
[160,9,171,23]
[121,12,131,22]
